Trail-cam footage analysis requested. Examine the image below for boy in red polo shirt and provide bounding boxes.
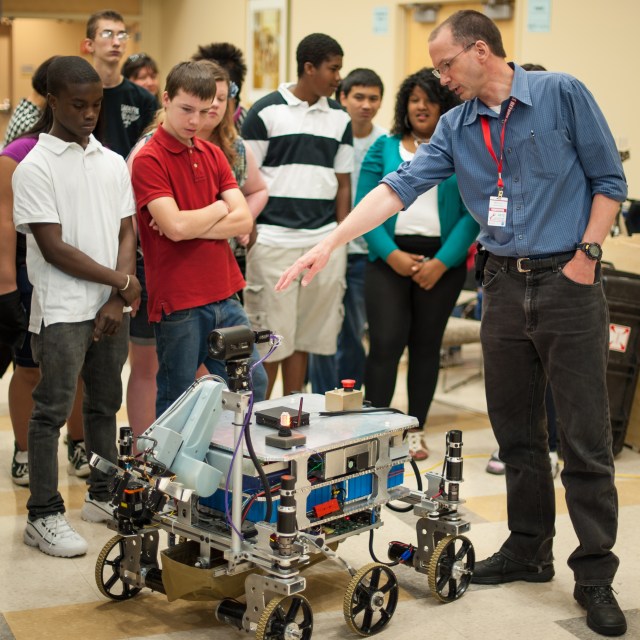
[131,60,267,415]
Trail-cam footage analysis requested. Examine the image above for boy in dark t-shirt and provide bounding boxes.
[84,9,157,158]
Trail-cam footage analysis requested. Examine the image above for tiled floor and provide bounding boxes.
[0,345,638,640]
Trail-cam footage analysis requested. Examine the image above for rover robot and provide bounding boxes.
[91,327,474,639]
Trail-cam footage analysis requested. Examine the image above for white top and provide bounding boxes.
[13,133,135,332]
[351,124,387,206]
[394,141,440,237]
[348,123,387,255]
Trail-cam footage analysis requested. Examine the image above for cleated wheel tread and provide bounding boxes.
[427,535,475,603]
[343,562,398,636]
[95,535,142,601]
[255,594,313,640]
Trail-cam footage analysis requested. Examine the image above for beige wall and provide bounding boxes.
[11,20,89,100]
[0,25,11,140]
[0,19,89,141]
[3,0,140,18]
[151,0,247,79]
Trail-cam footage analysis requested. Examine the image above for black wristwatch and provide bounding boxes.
[576,242,603,261]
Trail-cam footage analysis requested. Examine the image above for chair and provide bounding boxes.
[440,316,483,393]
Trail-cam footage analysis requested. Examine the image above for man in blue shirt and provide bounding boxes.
[276,10,627,637]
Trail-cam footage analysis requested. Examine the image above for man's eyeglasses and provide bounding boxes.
[432,42,476,79]
[97,29,130,42]
[229,81,239,99]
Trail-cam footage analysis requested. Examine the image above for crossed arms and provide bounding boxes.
[145,187,252,242]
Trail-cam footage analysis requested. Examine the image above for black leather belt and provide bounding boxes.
[489,251,576,273]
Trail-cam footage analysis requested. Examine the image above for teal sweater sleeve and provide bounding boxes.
[359,135,479,267]
[359,136,403,261]
[434,177,479,268]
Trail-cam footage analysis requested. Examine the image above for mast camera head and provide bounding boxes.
[208,326,270,361]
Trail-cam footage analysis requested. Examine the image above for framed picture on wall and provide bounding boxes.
[246,0,289,104]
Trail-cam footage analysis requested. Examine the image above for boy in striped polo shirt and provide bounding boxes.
[242,33,353,397]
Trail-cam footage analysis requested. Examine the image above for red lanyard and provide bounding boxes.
[480,97,517,197]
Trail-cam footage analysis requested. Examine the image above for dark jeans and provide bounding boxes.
[154,297,268,416]
[308,253,368,392]
[481,255,619,585]
[129,251,154,343]
[14,263,37,368]
[337,254,368,387]
[28,317,129,518]
[364,236,466,426]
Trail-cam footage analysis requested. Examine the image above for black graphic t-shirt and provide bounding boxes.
[102,78,158,158]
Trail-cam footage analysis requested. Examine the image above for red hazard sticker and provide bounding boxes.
[609,323,631,353]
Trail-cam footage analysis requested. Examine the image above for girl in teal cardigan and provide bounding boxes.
[358,137,478,269]
[358,69,479,460]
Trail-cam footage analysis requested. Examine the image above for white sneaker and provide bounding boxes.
[24,513,88,558]
[81,493,114,523]
[549,451,560,478]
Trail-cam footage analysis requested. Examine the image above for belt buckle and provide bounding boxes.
[516,258,531,273]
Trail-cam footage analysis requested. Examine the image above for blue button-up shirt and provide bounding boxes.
[383,64,627,257]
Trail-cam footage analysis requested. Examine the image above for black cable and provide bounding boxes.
[368,529,399,566]
[318,407,405,417]
[411,458,423,491]
[243,411,273,523]
[386,459,422,513]
[385,501,412,513]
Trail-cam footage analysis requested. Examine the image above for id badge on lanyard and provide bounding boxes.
[481,97,517,227]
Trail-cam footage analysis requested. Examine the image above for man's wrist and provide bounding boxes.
[573,249,598,268]
[576,241,603,261]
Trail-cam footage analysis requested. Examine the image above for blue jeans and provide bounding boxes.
[154,297,267,416]
[28,317,129,518]
[481,255,618,585]
[309,254,368,393]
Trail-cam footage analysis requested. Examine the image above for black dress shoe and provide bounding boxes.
[574,585,627,636]
[471,551,555,585]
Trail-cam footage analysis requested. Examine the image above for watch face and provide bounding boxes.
[581,243,602,260]
[587,244,602,259]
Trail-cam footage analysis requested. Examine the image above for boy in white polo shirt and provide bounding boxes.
[12,56,140,558]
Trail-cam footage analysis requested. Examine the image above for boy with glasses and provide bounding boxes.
[85,9,159,445]
[84,9,157,158]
